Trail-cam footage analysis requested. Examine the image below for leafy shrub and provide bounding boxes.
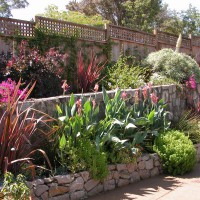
[2,172,30,200]
[153,130,196,175]
[150,73,179,86]
[2,41,66,98]
[106,55,146,89]
[145,48,200,83]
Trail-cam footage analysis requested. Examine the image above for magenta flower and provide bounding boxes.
[186,75,196,89]
[61,80,70,95]
[76,99,82,115]
[121,91,127,100]
[134,90,139,104]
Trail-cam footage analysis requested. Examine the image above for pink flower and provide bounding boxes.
[121,91,127,100]
[186,75,196,89]
[134,90,139,104]
[61,80,70,94]
[150,92,158,104]
[94,84,99,92]
[92,99,96,109]
[142,87,148,100]
[76,99,82,115]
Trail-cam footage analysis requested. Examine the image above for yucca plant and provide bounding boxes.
[77,50,107,92]
[0,80,56,175]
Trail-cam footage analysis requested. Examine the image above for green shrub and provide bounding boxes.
[153,130,196,175]
[145,49,200,83]
[107,55,146,89]
[150,73,179,86]
[2,172,30,200]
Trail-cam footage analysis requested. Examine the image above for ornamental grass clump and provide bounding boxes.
[153,130,196,176]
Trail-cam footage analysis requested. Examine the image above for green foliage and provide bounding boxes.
[0,0,28,17]
[66,0,162,31]
[39,5,110,28]
[107,55,146,89]
[153,130,197,175]
[173,110,200,144]
[2,172,30,200]
[150,73,180,86]
[145,48,200,83]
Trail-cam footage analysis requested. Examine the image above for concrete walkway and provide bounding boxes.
[89,163,200,200]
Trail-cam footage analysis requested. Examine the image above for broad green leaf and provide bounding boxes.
[59,134,66,150]
[134,117,149,126]
[125,123,137,130]
[58,116,66,122]
[148,110,155,124]
[84,100,91,114]
[69,93,75,107]
[56,105,62,115]
[102,86,109,104]
[71,104,76,116]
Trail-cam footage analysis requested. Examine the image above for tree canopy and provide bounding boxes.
[0,0,29,17]
[38,5,109,27]
[66,0,163,32]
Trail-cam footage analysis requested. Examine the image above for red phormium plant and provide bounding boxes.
[77,50,106,92]
[0,80,57,175]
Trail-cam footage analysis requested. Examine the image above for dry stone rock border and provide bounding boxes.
[28,153,162,200]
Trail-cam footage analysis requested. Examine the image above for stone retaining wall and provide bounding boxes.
[28,153,162,200]
[22,84,200,122]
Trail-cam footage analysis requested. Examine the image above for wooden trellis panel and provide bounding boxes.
[0,17,35,37]
[192,36,200,47]
[157,31,191,49]
[35,16,106,42]
[109,25,156,47]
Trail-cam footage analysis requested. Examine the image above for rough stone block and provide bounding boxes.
[139,169,150,180]
[130,171,140,183]
[119,171,130,179]
[117,179,129,187]
[142,154,150,161]
[154,160,161,167]
[34,185,49,197]
[116,164,127,171]
[44,178,54,184]
[80,171,90,182]
[49,194,70,200]
[108,165,116,171]
[150,167,159,177]
[41,192,48,200]
[49,186,69,197]
[88,184,103,196]
[84,179,100,191]
[70,191,85,200]
[103,179,115,191]
[54,175,74,184]
[69,177,84,192]
[126,163,137,173]
[112,171,120,180]
[145,159,154,170]
[138,161,145,170]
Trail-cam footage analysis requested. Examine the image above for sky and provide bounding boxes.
[11,0,200,21]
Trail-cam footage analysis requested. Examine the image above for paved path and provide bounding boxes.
[89,163,200,200]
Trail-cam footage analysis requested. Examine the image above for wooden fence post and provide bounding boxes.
[153,28,159,51]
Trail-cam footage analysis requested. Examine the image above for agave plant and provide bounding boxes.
[0,80,56,175]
